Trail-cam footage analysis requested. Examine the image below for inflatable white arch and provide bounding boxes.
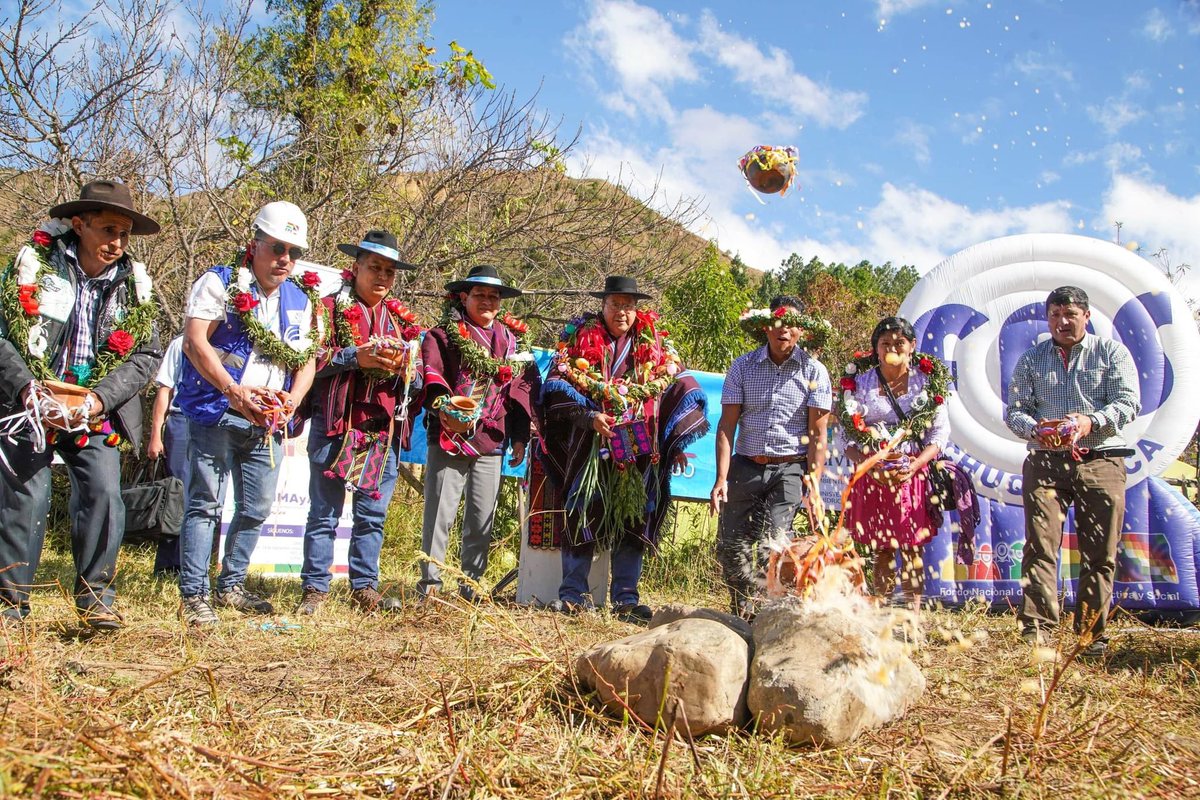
[898,233,1200,614]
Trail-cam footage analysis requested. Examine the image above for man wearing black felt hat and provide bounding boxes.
[537,276,709,624]
[0,179,163,631]
[416,265,540,602]
[297,230,422,616]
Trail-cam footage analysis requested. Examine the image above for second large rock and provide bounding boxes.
[747,597,925,746]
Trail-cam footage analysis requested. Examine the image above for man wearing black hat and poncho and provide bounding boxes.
[538,276,709,623]
[418,265,540,601]
[297,231,424,616]
[0,180,163,630]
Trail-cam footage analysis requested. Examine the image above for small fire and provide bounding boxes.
[766,428,908,600]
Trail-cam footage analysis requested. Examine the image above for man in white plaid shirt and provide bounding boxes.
[710,295,832,618]
[1005,285,1140,658]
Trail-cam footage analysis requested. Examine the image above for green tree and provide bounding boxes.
[660,245,753,372]
[753,253,920,371]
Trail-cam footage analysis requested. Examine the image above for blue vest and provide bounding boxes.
[177,265,311,426]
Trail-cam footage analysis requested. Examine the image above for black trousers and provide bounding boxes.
[716,455,807,603]
[0,431,125,618]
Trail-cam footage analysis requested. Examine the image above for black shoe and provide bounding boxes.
[613,603,653,625]
[458,584,485,605]
[213,585,274,615]
[1079,638,1108,660]
[79,605,124,632]
[1020,624,1048,646]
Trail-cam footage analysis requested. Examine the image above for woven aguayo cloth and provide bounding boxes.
[526,439,568,549]
[536,334,709,550]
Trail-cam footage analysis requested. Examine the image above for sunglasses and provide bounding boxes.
[255,236,305,261]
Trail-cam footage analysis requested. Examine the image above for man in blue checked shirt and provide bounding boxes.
[1005,285,1140,659]
[710,295,832,619]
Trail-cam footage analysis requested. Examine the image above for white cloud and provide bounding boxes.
[1142,8,1173,42]
[894,120,933,166]
[1011,51,1074,85]
[566,0,698,121]
[861,183,1076,270]
[876,0,940,19]
[1100,175,1200,283]
[1062,142,1145,172]
[696,11,867,129]
[1086,98,1145,137]
[569,125,1080,276]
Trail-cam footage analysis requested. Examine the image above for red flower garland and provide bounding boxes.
[233,292,258,313]
[106,330,135,356]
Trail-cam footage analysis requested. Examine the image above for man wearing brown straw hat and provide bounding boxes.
[0,179,163,631]
[417,265,540,602]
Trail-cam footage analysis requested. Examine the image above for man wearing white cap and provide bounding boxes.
[175,201,322,626]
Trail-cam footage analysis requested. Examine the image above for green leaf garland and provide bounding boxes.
[227,252,324,371]
[550,311,681,414]
[737,307,832,351]
[1,229,157,388]
[835,350,952,450]
[439,299,531,380]
[331,284,422,382]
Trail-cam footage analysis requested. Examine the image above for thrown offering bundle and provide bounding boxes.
[737,144,799,196]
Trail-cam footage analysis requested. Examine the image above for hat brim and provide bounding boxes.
[589,290,653,301]
[445,279,522,299]
[336,243,417,270]
[47,200,160,235]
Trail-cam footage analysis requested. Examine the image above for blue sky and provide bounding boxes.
[431,0,1200,289]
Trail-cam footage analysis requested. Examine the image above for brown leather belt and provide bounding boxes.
[741,453,806,466]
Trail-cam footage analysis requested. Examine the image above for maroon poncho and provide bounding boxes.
[311,292,423,448]
[537,314,709,549]
[420,313,539,456]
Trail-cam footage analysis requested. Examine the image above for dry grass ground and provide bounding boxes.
[2,502,1199,799]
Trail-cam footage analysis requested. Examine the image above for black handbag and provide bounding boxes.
[876,367,963,510]
[121,459,185,542]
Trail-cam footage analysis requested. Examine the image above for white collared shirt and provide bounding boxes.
[184,271,312,390]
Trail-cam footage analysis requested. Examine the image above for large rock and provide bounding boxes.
[575,619,750,736]
[649,603,753,644]
[747,597,925,746]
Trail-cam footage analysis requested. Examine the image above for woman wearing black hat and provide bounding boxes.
[417,265,540,601]
[537,276,710,623]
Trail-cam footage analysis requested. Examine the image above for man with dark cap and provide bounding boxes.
[418,265,539,601]
[0,179,163,630]
[296,230,423,616]
[1006,285,1140,658]
[539,276,708,623]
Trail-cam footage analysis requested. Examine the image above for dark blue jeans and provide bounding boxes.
[559,537,645,607]
[301,420,400,592]
[178,413,281,598]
